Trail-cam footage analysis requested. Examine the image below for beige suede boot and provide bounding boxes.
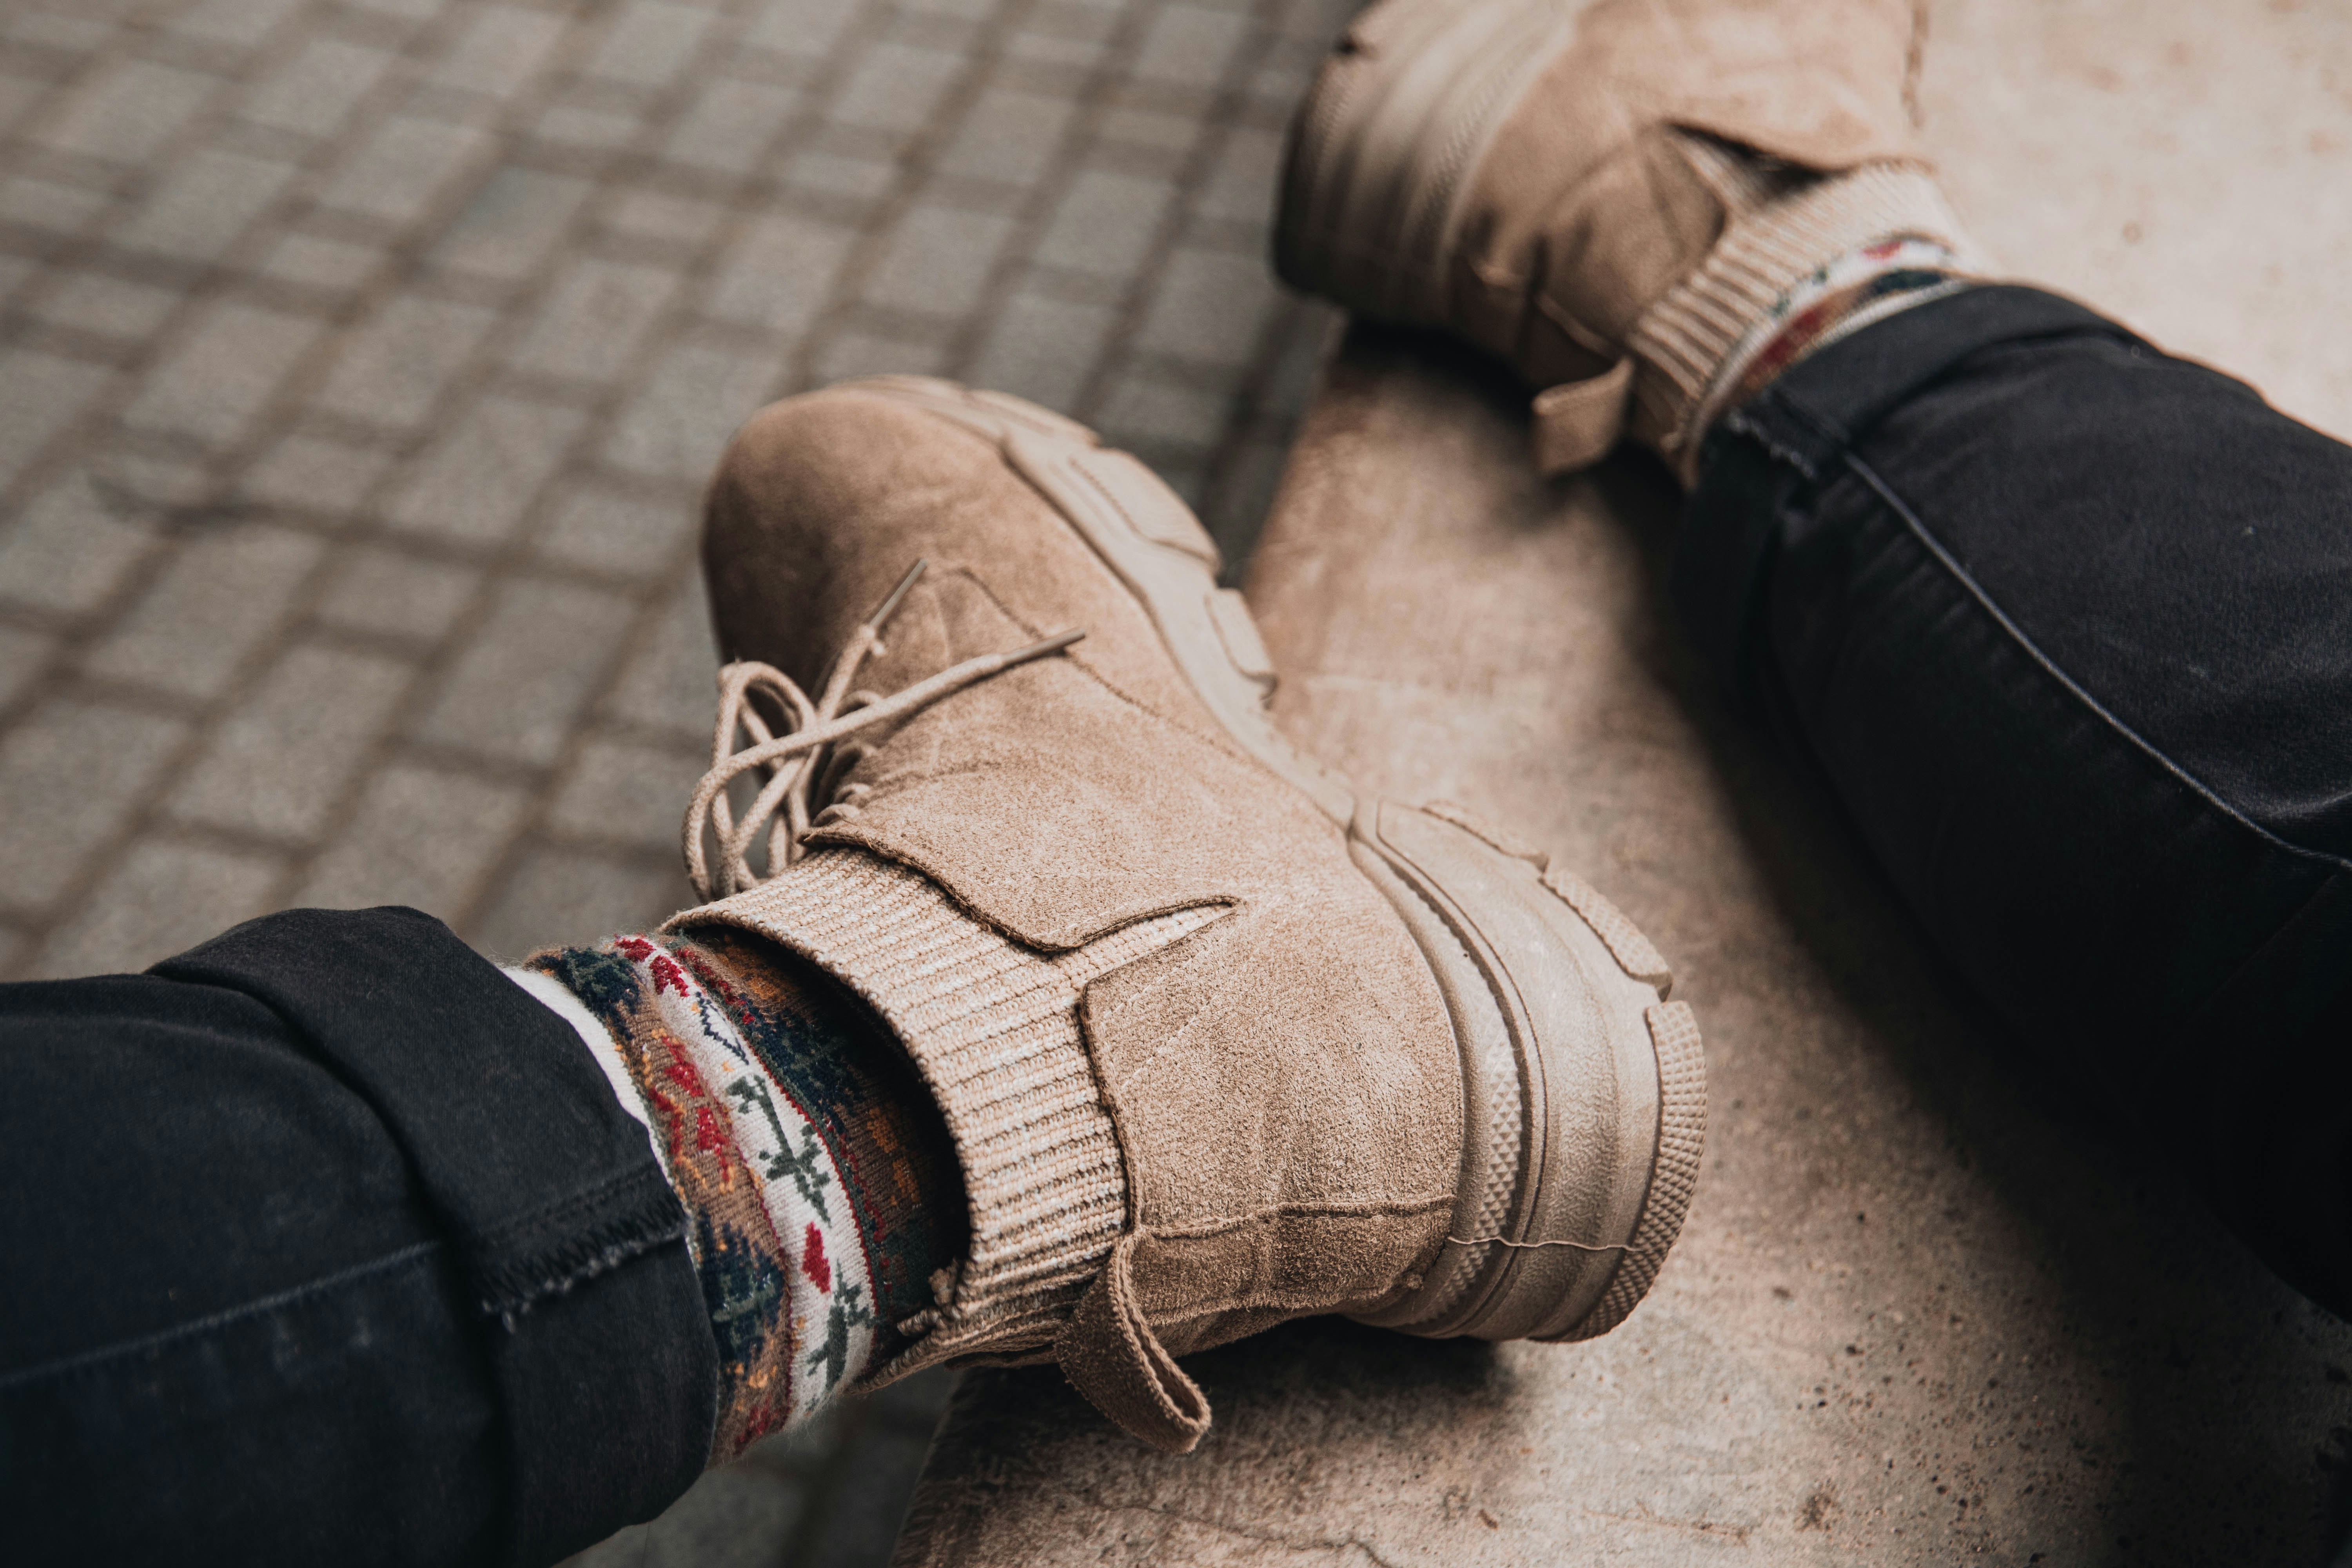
[1276,0,1984,481]
[671,377,1703,1451]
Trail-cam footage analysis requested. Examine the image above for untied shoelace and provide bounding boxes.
[681,558,1083,901]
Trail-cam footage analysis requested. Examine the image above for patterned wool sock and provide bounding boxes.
[1630,133,1988,480]
[1700,235,1973,416]
[509,928,965,1456]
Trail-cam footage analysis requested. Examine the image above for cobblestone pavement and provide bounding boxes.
[0,0,1348,1557]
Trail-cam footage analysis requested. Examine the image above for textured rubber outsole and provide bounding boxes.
[830,374,1702,1343]
[1351,800,1703,1342]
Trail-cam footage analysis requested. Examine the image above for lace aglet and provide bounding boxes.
[865,558,927,632]
[1003,627,1085,665]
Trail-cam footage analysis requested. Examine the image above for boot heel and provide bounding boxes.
[1276,0,1595,321]
[1347,799,1702,1342]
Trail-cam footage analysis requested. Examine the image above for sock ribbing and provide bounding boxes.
[1629,144,1986,479]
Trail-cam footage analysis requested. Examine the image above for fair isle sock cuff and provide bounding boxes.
[1700,239,1974,423]
[519,936,887,1457]
[679,924,967,1359]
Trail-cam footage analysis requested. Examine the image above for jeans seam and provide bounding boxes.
[1722,404,1823,481]
[1844,449,2352,880]
[2194,868,2352,1034]
[0,1239,446,1394]
[463,1159,675,1254]
[1762,385,1853,455]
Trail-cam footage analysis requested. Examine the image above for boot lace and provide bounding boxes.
[681,559,1082,902]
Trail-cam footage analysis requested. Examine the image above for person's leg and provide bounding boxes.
[0,901,961,1566]
[1273,0,2352,1315]
[514,923,967,1455]
[0,907,717,1566]
[1680,283,2352,1309]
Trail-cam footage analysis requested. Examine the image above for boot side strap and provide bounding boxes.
[1529,357,1635,475]
[1056,1230,1212,1453]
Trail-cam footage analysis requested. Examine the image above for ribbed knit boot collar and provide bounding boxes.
[1277,0,1988,480]
[672,849,1221,1386]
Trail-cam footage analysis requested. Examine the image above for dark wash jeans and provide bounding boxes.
[1681,284,2352,1311]
[3,286,2347,1565]
[0,908,719,1566]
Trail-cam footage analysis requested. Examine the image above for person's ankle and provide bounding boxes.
[1626,142,1987,479]
[1693,235,1975,432]
[515,927,964,1454]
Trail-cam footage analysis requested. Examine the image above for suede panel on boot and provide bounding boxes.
[1381,0,1930,361]
[1452,0,1938,419]
[704,394,1233,822]
[695,389,1463,1415]
[1281,0,1976,475]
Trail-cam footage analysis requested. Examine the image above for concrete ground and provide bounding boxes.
[0,0,1344,1558]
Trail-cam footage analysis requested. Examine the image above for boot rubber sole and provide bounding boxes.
[837,374,1703,1345]
[1275,0,1593,324]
